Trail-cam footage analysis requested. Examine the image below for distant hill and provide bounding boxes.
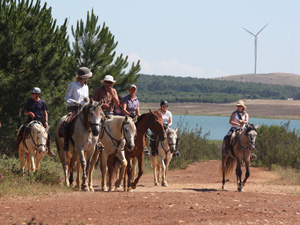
[215,73,300,87]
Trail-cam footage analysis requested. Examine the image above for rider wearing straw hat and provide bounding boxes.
[93,75,120,117]
[224,100,257,160]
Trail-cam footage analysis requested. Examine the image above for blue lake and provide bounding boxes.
[171,115,300,140]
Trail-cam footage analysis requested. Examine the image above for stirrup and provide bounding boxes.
[174,151,181,157]
[250,152,257,161]
[144,147,150,156]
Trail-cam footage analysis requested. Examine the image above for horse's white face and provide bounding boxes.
[247,129,257,151]
[123,117,136,151]
[166,128,178,153]
[35,125,48,153]
[89,103,103,136]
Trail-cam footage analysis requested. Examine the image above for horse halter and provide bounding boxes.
[237,126,257,151]
[161,129,178,153]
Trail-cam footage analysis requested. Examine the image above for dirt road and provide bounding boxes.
[1,160,300,224]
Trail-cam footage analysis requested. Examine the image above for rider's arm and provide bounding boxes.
[44,111,49,128]
[111,89,120,107]
[229,112,242,127]
[24,110,35,119]
[168,116,173,127]
[122,102,131,116]
[244,113,249,124]
[136,106,140,117]
[64,82,77,105]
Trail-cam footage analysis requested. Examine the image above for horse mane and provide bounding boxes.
[136,113,148,127]
[81,103,91,131]
[246,124,257,134]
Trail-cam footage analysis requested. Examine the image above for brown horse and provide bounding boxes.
[221,124,259,192]
[122,110,166,191]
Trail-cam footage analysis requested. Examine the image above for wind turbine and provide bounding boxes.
[243,23,268,74]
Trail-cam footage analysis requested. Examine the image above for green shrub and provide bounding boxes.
[254,122,300,170]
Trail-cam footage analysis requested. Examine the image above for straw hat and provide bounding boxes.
[236,100,247,110]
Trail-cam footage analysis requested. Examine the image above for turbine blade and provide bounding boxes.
[243,27,255,36]
[256,23,269,35]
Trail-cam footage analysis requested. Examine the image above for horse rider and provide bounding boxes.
[223,100,257,160]
[13,87,55,157]
[121,84,151,155]
[93,74,120,117]
[150,100,180,157]
[92,75,120,151]
[63,67,92,151]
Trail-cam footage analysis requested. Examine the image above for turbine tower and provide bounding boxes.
[243,24,268,74]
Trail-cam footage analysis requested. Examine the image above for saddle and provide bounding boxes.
[58,113,78,138]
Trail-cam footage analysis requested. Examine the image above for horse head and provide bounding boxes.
[122,116,136,151]
[165,128,178,153]
[245,124,259,151]
[82,99,104,136]
[149,109,166,141]
[33,123,48,153]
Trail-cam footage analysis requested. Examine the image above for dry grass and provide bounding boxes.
[140,99,300,119]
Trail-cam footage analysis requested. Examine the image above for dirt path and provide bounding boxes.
[1,160,300,224]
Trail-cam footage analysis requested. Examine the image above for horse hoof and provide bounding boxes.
[89,187,94,192]
[222,185,226,190]
[155,182,158,186]
[238,187,244,192]
[162,182,168,187]
[81,186,90,192]
[103,187,108,192]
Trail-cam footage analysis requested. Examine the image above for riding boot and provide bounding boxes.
[174,150,181,157]
[63,123,69,151]
[144,146,150,156]
[250,152,257,161]
[46,134,55,157]
[13,132,23,153]
[150,135,157,156]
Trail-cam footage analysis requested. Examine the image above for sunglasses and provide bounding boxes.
[237,105,243,108]
[105,81,113,84]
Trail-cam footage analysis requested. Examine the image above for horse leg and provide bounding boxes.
[131,157,138,182]
[88,150,99,192]
[221,155,228,190]
[29,153,36,173]
[126,155,133,192]
[19,148,25,176]
[69,150,78,186]
[107,154,115,192]
[242,158,250,187]
[236,159,243,192]
[160,157,167,187]
[132,153,144,189]
[35,152,44,172]
[150,155,158,186]
[77,148,89,191]
[101,152,108,191]
[115,150,127,191]
[165,154,172,186]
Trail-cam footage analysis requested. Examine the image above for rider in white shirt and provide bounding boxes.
[150,100,180,157]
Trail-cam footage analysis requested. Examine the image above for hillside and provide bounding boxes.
[215,73,300,87]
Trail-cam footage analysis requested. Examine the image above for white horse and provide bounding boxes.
[56,99,104,191]
[18,121,49,175]
[150,127,178,187]
[89,116,136,192]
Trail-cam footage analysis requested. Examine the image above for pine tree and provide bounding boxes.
[0,0,70,153]
[71,9,141,94]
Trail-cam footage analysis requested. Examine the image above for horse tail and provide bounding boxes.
[220,157,236,178]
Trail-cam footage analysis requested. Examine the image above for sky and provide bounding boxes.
[41,0,300,78]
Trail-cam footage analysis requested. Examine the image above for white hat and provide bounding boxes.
[77,67,92,78]
[102,75,116,83]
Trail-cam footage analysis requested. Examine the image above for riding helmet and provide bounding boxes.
[160,100,168,107]
[31,87,41,94]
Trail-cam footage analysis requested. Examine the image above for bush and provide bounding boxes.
[254,122,300,170]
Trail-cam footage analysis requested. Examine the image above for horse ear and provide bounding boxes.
[149,109,154,114]
[175,128,178,132]
[255,124,259,129]
[89,98,93,105]
[45,127,50,132]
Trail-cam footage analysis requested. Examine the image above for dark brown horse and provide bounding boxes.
[221,124,259,192]
[121,109,166,191]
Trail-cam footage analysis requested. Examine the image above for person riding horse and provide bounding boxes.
[150,100,180,157]
[63,67,92,151]
[223,100,257,160]
[13,87,54,157]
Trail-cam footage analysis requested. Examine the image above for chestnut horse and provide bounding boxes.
[123,110,166,191]
[221,124,259,192]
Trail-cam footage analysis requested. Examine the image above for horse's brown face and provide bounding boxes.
[149,110,166,141]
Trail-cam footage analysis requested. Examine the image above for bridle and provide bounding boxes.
[237,126,257,151]
[100,119,132,154]
[160,128,178,154]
